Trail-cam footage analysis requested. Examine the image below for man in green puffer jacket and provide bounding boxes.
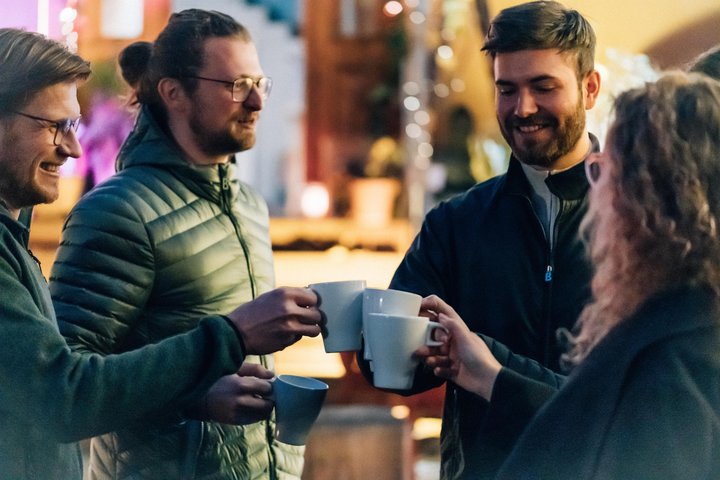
[0,27,322,480]
[50,9,310,480]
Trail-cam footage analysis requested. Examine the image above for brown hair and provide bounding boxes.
[118,9,251,125]
[482,1,596,78]
[0,28,90,116]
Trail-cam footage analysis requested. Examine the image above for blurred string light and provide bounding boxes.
[402,81,420,96]
[413,110,430,126]
[450,77,465,92]
[403,96,420,111]
[383,1,404,17]
[60,0,79,52]
[409,11,426,24]
[436,45,454,60]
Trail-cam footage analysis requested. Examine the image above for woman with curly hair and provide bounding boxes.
[420,72,720,479]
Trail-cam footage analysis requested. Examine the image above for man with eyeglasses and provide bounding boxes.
[45,9,311,480]
[0,26,322,480]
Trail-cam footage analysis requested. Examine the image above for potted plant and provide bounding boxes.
[349,136,404,228]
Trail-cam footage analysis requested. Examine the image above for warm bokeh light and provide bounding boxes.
[409,11,425,24]
[437,45,454,60]
[390,405,410,419]
[383,1,403,17]
[403,96,421,111]
[412,417,442,440]
[300,182,330,218]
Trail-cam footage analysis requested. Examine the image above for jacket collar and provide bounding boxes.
[0,203,30,247]
[502,133,600,202]
[115,106,239,203]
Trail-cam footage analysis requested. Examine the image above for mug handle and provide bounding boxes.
[425,321,448,347]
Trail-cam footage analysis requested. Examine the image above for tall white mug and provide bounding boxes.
[309,280,366,353]
[362,288,422,364]
[365,313,447,390]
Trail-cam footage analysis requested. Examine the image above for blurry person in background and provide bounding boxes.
[49,9,310,480]
[0,27,320,480]
[359,2,601,478]
[425,72,720,480]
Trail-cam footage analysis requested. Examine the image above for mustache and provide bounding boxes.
[509,114,557,128]
[236,113,259,122]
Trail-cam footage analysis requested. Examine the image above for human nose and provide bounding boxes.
[514,90,538,118]
[56,128,82,158]
[242,87,263,112]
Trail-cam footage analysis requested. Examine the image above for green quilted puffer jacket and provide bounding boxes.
[50,107,304,480]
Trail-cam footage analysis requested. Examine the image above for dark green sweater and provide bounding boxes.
[0,206,245,479]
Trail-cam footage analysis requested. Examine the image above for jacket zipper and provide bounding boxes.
[543,196,565,366]
[521,194,558,366]
[218,165,257,299]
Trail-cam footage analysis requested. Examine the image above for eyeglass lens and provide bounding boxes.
[53,118,81,146]
[233,77,273,102]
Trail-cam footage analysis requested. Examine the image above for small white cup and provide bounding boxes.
[365,313,447,390]
[273,374,329,446]
[309,280,366,353]
[362,288,422,363]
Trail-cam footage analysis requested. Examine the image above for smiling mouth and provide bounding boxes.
[40,162,62,173]
[517,125,546,133]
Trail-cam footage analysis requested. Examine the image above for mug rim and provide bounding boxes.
[363,288,421,299]
[277,374,329,391]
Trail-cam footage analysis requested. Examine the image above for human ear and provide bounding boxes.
[583,70,601,110]
[157,77,189,114]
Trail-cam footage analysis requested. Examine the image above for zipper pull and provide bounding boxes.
[544,265,553,282]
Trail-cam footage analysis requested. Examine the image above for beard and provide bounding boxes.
[0,132,57,210]
[500,96,586,169]
[188,105,256,158]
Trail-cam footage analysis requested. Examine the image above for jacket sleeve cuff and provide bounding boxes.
[221,315,247,358]
[481,367,558,445]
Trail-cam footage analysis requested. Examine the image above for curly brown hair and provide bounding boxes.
[562,72,720,367]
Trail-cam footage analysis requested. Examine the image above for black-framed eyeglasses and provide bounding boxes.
[186,75,273,102]
[13,111,82,146]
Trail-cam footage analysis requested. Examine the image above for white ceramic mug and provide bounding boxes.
[309,280,366,353]
[272,374,329,446]
[362,288,422,363]
[365,313,447,390]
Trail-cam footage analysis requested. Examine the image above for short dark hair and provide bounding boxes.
[482,1,596,78]
[689,45,720,82]
[0,28,90,117]
[119,9,252,123]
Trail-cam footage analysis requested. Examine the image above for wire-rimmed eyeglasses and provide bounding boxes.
[13,111,82,146]
[187,75,273,102]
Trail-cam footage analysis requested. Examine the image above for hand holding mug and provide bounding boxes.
[193,362,275,425]
[421,295,501,401]
[226,287,322,354]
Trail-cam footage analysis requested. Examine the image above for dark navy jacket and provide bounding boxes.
[377,139,597,479]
